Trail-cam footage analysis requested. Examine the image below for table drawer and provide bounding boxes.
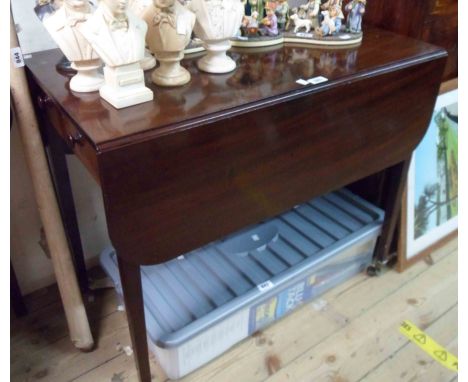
[39,94,100,183]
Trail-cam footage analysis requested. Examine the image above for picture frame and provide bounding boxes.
[397,79,458,272]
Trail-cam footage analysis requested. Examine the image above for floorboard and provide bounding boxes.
[10,238,458,382]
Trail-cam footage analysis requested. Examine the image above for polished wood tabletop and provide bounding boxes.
[27,27,443,148]
[26,26,447,382]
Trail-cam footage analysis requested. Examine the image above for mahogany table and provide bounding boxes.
[26,27,446,381]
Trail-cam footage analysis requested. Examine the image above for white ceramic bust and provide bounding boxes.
[189,0,244,73]
[129,0,157,70]
[44,0,104,92]
[80,0,153,108]
[146,0,196,86]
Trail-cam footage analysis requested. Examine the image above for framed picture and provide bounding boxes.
[397,80,458,271]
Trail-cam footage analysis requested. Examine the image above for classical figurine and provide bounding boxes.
[305,0,320,28]
[275,0,289,30]
[318,10,338,35]
[129,0,157,70]
[146,0,196,86]
[319,0,344,34]
[345,0,366,33]
[260,6,278,36]
[43,0,104,92]
[189,0,244,73]
[241,11,260,36]
[289,13,312,33]
[248,0,264,20]
[80,0,153,108]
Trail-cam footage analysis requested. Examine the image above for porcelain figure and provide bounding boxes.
[274,0,288,30]
[260,6,278,36]
[318,0,344,35]
[345,0,365,33]
[305,0,320,28]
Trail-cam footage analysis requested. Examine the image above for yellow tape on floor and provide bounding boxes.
[400,320,458,372]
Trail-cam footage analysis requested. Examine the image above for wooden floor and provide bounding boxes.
[11,239,458,382]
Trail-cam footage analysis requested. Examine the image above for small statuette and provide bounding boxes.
[43,0,104,92]
[146,0,196,86]
[345,0,366,33]
[275,0,289,31]
[259,4,279,36]
[315,0,344,36]
[189,0,244,74]
[80,0,153,109]
[282,0,363,46]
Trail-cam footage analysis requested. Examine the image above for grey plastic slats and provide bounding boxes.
[295,204,350,240]
[324,192,375,224]
[141,282,184,333]
[160,263,214,318]
[309,197,363,231]
[273,218,321,255]
[218,248,271,285]
[144,268,195,324]
[142,293,170,337]
[165,261,216,310]
[200,249,253,295]
[250,249,288,274]
[182,255,234,306]
[188,253,241,297]
[268,236,308,265]
[282,211,336,248]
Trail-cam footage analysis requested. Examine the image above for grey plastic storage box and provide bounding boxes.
[100,188,384,379]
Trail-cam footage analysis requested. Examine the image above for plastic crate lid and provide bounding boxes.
[100,188,384,348]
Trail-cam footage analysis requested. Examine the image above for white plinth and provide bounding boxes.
[70,59,104,93]
[100,63,153,109]
[197,40,236,74]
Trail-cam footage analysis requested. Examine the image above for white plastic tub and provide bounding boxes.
[101,188,384,379]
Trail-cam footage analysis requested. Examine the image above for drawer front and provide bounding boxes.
[41,96,100,183]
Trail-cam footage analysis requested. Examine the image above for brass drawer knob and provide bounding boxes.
[67,132,84,148]
[37,94,52,109]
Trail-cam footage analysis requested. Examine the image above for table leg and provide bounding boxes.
[44,124,89,293]
[11,262,27,317]
[374,158,411,263]
[118,257,152,382]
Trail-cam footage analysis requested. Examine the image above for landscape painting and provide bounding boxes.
[406,89,458,259]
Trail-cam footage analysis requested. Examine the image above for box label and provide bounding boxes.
[249,274,318,333]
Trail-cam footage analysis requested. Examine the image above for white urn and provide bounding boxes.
[189,0,244,74]
[146,0,196,86]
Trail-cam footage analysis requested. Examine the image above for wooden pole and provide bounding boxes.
[10,10,94,351]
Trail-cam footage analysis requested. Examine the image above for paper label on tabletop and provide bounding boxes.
[308,76,328,85]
